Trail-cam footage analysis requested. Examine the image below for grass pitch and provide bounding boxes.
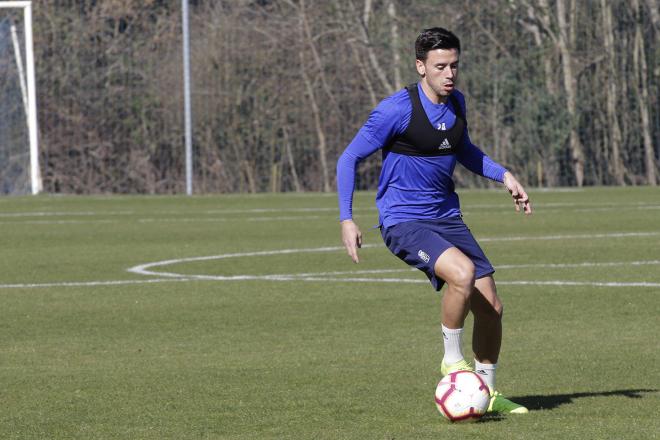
[1,187,659,439]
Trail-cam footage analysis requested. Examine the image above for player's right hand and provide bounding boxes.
[340,219,362,263]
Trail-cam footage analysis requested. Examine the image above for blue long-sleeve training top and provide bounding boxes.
[337,83,507,228]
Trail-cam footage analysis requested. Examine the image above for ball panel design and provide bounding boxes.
[434,371,491,422]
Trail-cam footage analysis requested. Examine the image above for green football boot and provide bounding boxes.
[487,390,529,414]
[440,358,473,376]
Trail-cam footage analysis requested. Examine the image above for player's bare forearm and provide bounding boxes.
[503,171,532,215]
[340,219,362,263]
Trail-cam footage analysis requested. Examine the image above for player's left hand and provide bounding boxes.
[503,171,532,215]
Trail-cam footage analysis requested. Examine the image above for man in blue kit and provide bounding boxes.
[337,27,532,414]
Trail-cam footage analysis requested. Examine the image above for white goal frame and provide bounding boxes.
[1,1,40,194]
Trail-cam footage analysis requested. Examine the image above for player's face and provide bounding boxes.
[416,48,459,102]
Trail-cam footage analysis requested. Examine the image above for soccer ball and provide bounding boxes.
[434,370,491,422]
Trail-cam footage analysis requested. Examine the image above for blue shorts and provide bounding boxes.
[380,216,494,291]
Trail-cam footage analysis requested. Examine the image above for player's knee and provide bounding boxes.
[447,260,475,291]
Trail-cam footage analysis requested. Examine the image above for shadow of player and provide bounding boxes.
[510,388,657,411]
[475,389,657,422]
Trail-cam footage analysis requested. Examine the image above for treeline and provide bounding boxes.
[32,0,659,193]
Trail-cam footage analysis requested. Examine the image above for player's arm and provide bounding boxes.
[457,137,532,215]
[337,133,380,263]
[502,171,532,214]
[340,219,362,264]
[337,97,403,263]
[453,94,532,215]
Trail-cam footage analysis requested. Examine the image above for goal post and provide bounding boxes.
[0,1,40,195]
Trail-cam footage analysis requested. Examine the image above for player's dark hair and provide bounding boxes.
[415,27,461,61]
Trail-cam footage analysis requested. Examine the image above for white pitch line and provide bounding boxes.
[2,219,119,225]
[136,215,325,223]
[2,277,659,290]
[271,277,660,288]
[151,273,660,288]
[494,260,660,269]
[0,273,655,289]
[0,215,330,225]
[127,232,660,278]
[3,236,660,290]
[123,238,660,290]
[3,204,660,226]
[0,214,342,225]
[283,268,418,277]
[498,280,660,287]
[2,201,659,219]
[201,207,351,214]
[479,231,660,242]
[127,245,380,278]
[0,278,191,289]
[0,211,134,217]
[267,260,660,278]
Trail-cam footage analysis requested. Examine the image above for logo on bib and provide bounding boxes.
[418,250,431,263]
[438,138,451,150]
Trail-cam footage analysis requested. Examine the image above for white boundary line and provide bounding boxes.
[127,231,660,278]
[495,260,660,269]
[127,245,357,278]
[0,278,191,289]
[124,244,660,288]
[2,202,660,220]
[2,232,659,290]
[128,253,660,279]
[0,211,134,217]
[0,215,327,225]
[2,273,660,290]
[0,210,640,226]
[479,231,660,242]
[124,232,659,288]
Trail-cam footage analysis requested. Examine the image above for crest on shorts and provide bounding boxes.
[418,249,430,263]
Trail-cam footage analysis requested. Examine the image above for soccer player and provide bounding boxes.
[336,27,532,414]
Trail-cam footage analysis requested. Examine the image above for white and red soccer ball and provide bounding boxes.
[434,370,491,422]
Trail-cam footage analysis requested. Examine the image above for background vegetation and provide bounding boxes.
[19,0,660,192]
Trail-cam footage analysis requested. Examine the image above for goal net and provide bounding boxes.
[0,2,40,195]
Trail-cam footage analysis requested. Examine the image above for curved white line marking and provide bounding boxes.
[127,244,378,278]
[127,232,660,278]
[2,232,658,290]
[123,231,660,289]
[3,259,660,290]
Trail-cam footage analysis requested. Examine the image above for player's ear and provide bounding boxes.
[415,59,426,77]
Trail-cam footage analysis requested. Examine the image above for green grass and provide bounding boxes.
[1,187,659,439]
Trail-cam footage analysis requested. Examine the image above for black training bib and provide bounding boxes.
[384,83,466,157]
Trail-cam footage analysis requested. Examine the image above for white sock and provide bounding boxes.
[441,325,464,364]
[475,360,497,391]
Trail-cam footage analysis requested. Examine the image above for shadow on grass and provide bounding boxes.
[474,389,657,423]
[477,414,505,423]
[510,388,658,411]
